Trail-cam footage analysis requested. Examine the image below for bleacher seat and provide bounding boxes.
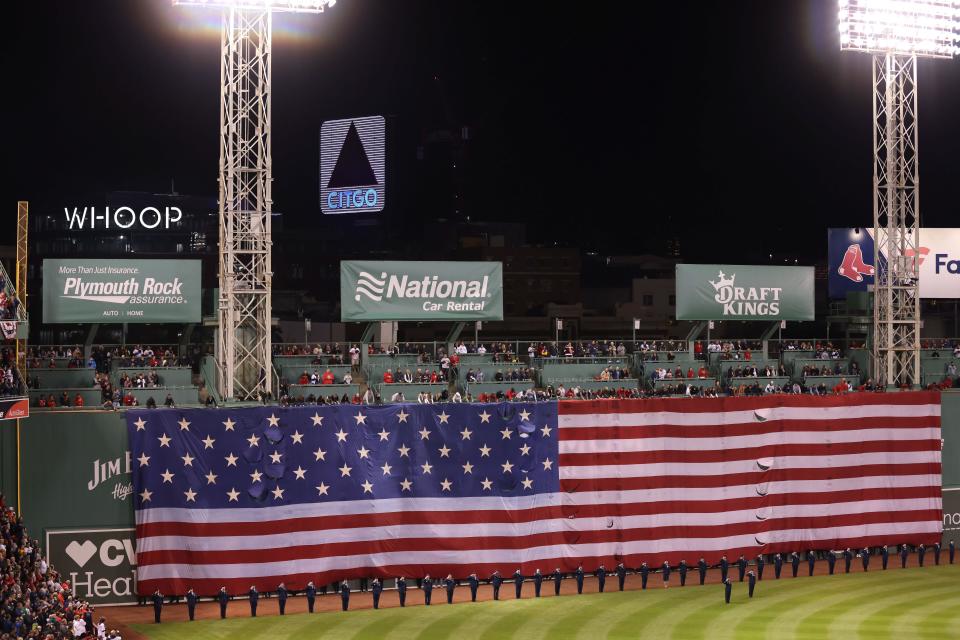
[116,367,194,387]
[456,354,496,365]
[718,360,780,376]
[802,375,860,391]
[29,388,103,407]
[552,379,639,392]
[29,369,97,388]
[652,378,717,391]
[273,354,347,370]
[287,383,360,399]
[727,376,790,390]
[458,364,533,384]
[540,363,633,386]
[466,381,535,397]
[124,387,200,406]
[278,364,353,385]
[378,382,448,399]
[779,350,814,369]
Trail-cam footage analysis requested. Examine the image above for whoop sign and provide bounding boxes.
[341,261,503,321]
[676,264,814,321]
[46,528,137,605]
[43,259,201,323]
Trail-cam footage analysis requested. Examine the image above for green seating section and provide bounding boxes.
[653,378,717,390]
[466,381,535,396]
[278,364,353,384]
[534,356,632,367]
[779,350,815,369]
[717,359,780,376]
[728,376,791,390]
[287,384,360,399]
[802,375,859,390]
[123,387,200,406]
[552,379,639,391]
[458,364,534,383]
[30,388,103,407]
[378,383,449,399]
[456,354,496,365]
[116,367,194,387]
[30,369,98,388]
[273,354,348,370]
[540,363,632,385]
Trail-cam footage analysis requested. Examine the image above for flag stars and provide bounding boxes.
[224,452,239,467]
[519,443,531,456]
[272,486,285,501]
[205,471,218,485]
[377,428,391,442]
[500,428,513,440]
[293,466,307,480]
[310,413,324,427]
[181,453,195,467]
[202,435,216,449]
[184,488,197,503]
[481,477,493,491]
[521,477,534,490]
[314,447,327,462]
[290,430,304,445]
[396,409,409,423]
[134,417,147,431]
[157,433,172,448]
[222,417,236,431]
[226,488,240,502]
[420,461,433,475]
[339,463,352,477]
[519,409,531,422]
[381,462,393,476]
[361,480,374,494]
[354,412,367,426]
[335,429,349,443]
[542,458,554,471]
[250,470,263,483]
[479,444,492,457]
[400,478,413,492]
[161,469,175,483]
[247,434,261,448]
[397,444,411,458]
[438,444,451,458]
[478,411,491,424]
[462,461,474,474]
[178,417,191,431]
[357,446,371,460]
[139,488,153,503]
[267,413,280,427]
[316,482,329,496]
[438,411,450,424]
[501,461,514,474]
[137,453,150,468]
[440,478,453,492]
[460,427,473,440]
[269,451,283,464]
[419,427,431,441]
[540,425,553,438]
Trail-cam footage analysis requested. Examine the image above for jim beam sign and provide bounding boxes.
[46,528,137,605]
[42,259,201,323]
[675,264,815,322]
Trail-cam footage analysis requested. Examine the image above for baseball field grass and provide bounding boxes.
[131,564,960,639]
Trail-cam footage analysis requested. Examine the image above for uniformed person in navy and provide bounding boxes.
[444,575,455,604]
[277,582,287,615]
[372,578,383,609]
[514,569,525,599]
[640,562,649,590]
[861,548,870,572]
[698,558,708,585]
[774,553,783,579]
[737,555,747,582]
[492,570,504,600]
[218,586,230,619]
[423,574,434,605]
[723,578,733,604]
[468,573,479,602]
[918,543,926,567]
[397,577,408,607]
[790,552,800,578]
[533,568,543,597]
[679,560,688,587]
[747,570,756,599]
[662,561,671,589]
[843,548,853,574]
[553,568,563,596]
[575,565,584,594]
[151,589,163,624]
[949,540,955,565]
[901,544,910,569]
[933,542,941,566]
[807,550,816,577]
[755,555,765,581]
[828,551,836,575]
[186,588,197,621]
[597,564,606,593]
[616,562,627,591]
[881,545,889,570]
[720,555,729,582]
[248,586,258,617]
[340,581,350,611]
[305,581,316,613]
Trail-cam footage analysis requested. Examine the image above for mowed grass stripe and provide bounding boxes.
[848,581,959,640]
[792,578,928,639]
[854,571,958,640]
[888,583,960,640]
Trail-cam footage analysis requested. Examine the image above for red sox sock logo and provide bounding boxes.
[837,244,875,282]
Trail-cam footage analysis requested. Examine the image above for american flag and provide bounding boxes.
[129,392,942,594]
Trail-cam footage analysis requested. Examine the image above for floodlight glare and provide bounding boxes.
[172,0,335,13]
[838,0,960,59]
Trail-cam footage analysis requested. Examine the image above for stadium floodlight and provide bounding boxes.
[839,0,960,59]
[838,0,959,389]
[174,0,336,400]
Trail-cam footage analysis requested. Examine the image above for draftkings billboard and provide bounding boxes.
[341,261,504,321]
[676,264,815,321]
[42,259,201,323]
[828,228,960,299]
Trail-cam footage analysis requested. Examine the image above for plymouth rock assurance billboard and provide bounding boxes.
[340,260,503,321]
[43,259,201,323]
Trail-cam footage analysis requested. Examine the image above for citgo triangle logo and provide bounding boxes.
[321,115,386,214]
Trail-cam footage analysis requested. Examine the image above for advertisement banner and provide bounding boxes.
[944,489,959,547]
[0,397,28,421]
[46,528,137,606]
[341,261,504,321]
[828,227,960,299]
[42,259,201,323]
[321,115,386,214]
[676,264,815,321]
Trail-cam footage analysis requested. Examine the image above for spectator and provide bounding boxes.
[164,394,175,408]
[321,369,335,385]
[383,369,394,384]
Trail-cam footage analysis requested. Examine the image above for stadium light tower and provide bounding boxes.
[838,0,959,389]
[174,0,336,400]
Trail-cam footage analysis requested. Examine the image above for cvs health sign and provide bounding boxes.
[46,528,137,605]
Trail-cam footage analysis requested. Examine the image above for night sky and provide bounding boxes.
[6,0,959,264]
